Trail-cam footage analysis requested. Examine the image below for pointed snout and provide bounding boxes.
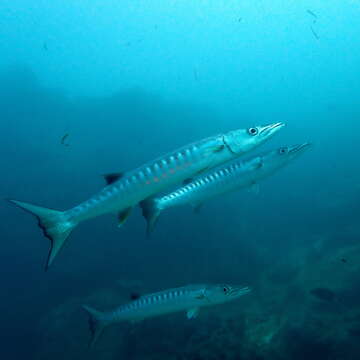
[259,122,285,137]
[230,286,252,297]
[289,142,312,154]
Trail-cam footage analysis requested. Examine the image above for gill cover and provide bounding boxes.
[223,123,284,154]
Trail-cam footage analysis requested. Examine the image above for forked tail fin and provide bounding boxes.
[139,198,162,236]
[7,199,76,270]
[82,305,110,347]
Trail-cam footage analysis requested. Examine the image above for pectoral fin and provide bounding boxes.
[204,144,225,157]
[192,203,203,213]
[247,157,263,171]
[187,307,200,319]
[117,207,133,227]
[248,183,260,195]
[211,144,225,153]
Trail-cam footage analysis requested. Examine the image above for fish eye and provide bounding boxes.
[248,127,258,136]
[223,287,228,293]
[279,147,288,155]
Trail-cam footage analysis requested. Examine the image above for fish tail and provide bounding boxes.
[139,197,162,236]
[82,305,110,347]
[7,199,76,270]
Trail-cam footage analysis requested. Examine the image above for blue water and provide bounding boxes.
[1,1,360,359]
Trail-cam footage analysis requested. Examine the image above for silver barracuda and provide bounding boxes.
[7,123,284,269]
[141,143,311,233]
[83,283,251,347]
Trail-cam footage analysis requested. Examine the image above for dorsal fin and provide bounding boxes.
[183,178,193,186]
[130,293,141,300]
[103,172,124,185]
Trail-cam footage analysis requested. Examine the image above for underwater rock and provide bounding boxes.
[35,238,360,360]
[310,287,336,302]
[348,327,360,337]
[35,288,129,360]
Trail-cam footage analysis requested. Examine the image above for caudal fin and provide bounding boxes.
[7,199,76,270]
[82,305,110,347]
[139,198,162,236]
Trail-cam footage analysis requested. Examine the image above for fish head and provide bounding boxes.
[260,143,312,173]
[203,284,251,304]
[223,122,285,155]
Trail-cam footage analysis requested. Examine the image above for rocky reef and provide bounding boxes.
[35,238,360,360]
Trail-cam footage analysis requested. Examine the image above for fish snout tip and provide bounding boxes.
[274,121,285,128]
[297,142,313,151]
[260,122,285,136]
[269,121,285,129]
[235,286,252,296]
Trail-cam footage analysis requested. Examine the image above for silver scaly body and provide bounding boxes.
[67,136,245,223]
[141,143,311,232]
[83,283,251,347]
[101,285,210,322]
[8,122,284,269]
[158,157,263,210]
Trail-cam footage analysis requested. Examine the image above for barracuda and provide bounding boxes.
[83,283,251,347]
[141,143,311,233]
[7,123,283,269]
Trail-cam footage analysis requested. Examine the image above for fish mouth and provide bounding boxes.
[289,142,312,154]
[259,122,285,136]
[229,286,252,297]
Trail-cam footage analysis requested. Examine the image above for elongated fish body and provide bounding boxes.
[83,283,251,347]
[100,286,208,322]
[156,157,264,210]
[7,122,284,269]
[65,123,283,223]
[67,136,245,222]
[141,143,311,232]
